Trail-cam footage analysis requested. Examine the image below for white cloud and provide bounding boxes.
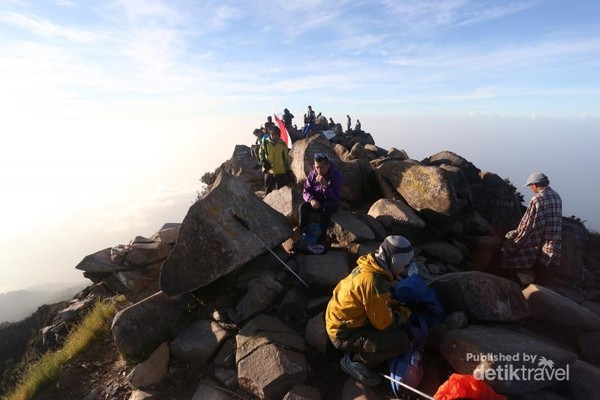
[0,11,105,43]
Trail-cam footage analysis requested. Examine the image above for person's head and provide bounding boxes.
[374,235,414,279]
[253,128,262,137]
[267,116,272,122]
[524,172,549,193]
[284,108,289,114]
[313,152,331,176]
[269,126,281,141]
[308,105,312,110]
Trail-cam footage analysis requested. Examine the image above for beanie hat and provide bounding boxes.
[524,172,549,187]
[375,235,414,271]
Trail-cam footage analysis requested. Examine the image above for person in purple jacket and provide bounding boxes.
[299,152,343,244]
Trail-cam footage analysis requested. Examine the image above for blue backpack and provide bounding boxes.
[388,275,444,397]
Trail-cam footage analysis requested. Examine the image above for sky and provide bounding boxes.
[0,0,599,292]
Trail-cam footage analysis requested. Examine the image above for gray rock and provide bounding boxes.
[305,312,328,353]
[367,198,425,232]
[127,342,169,388]
[214,367,238,388]
[425,150,481,184]
[420,241,464,265]
[128,390,161,400]
[264,185,303,225]
[464,235,502,271]
[364,144,387,158]
[191,382,237,400]
[229,276,284,323]
[297,250,349,287]
[57,295,95,322]
[277,288,306,316]
[356,241,380,257]
[221,144,263,183]
[462,210,495,235]
[347,143,373,162]
[236,315,308,400]
[111,291,197,358]
[430,272,529,322]
[444,311,468,330]
[160,171,292,296]
[355,214,387,241]
[470,171,522,235]
[522,284,600,333]
[114,270,154,294]
[283,384,321,400]
[582,300,600,317]
[329,210,375,245]
[214,338,236,368]
[127,241,171,266]
[440,325,576,394]
[76,248,129,273]
[377,160,461,217]
[156,223,181,244]
[170,320,230,363]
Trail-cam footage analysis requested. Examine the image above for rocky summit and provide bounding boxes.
[3,124,600,400]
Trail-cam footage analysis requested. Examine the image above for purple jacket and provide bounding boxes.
[302,163,343,206]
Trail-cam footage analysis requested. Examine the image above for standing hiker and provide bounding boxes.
[259,126,291,194]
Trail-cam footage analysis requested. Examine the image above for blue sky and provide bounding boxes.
[1,0,599,291]
[1,0,599,119]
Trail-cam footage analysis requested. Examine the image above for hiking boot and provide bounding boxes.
[340,353,381,387]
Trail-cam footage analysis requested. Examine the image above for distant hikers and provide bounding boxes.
[501,172,562,286]
[302,105,316,137]
[259,126,291,194]
[346,115,351,132]
[326,235,413,386]
[355,119,361,132]
[282,108,294,128]
[251,128,268,160]
[298,152,342,245]
[329,118,336,129]
[264,116,275,133]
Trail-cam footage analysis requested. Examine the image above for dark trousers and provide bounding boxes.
[298,200,338,242]
[265,173,286,195]
[329,326,409,368]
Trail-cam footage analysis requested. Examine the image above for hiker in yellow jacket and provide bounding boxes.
[326,235,413,386]
[259,126,291,194]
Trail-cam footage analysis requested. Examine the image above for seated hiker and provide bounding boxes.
[326,235,413,386]
[259,126,291,194]
[500,172,562,286]
[298,152,342,244]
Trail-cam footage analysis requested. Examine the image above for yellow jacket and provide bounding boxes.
[325,253,411,338]
[259,139,290,175]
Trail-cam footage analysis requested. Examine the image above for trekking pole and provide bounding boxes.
[233,214,309,288]
[380,374,435,400]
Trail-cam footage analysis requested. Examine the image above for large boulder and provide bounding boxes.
[329,210,375,245]
[296,251,349,287]
[111,291,197,358]
[169,320,230,363]
[160,172,292,296]
[440,325,576,394]
[76,248,130,273]
[367,198,425,234]
[430,272,529,322]
[420,241,464,265]
[127,342,169,389]
[522,284,600,333]
[552,219,586,290]
[228,276,284,323]
[470,172,522,236]
[424,151,481,184]
[220,144,263,184]
[376,160,462,218]
[236,315,308,399]
[567,360,600,399]
[263,185,304,225]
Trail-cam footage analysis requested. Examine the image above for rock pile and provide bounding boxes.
[61,131,600,399]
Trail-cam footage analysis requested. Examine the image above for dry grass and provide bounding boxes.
[4,299,118,400]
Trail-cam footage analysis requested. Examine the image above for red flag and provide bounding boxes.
[274,114,289,147]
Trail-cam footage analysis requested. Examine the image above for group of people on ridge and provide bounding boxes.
[251,111,563,390]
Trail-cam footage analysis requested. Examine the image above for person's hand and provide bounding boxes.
[310,199,321,209]
[316,175,329,188]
